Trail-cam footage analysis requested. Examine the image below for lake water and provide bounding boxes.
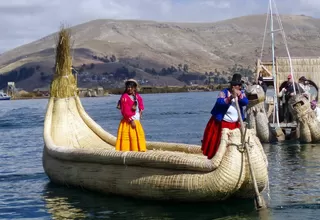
[0,92,320,219]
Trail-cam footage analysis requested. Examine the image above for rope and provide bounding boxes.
[268,0,280,126]
[272,0,298,94]
[235,96,266,210]
[260,2,271,61]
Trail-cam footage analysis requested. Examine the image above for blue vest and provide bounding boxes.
[210,88,248,121]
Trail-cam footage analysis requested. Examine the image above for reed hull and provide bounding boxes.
[245,85,283,142]
[43,146,267,202]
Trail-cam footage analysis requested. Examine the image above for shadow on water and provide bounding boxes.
[42,182,263,220]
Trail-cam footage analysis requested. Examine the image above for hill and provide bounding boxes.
[1,14,320,91]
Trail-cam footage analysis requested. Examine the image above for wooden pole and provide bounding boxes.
[234,96,266,210]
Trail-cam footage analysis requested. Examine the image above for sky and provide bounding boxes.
[0,0,319,53]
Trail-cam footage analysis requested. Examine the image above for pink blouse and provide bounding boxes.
[120,93,144,122]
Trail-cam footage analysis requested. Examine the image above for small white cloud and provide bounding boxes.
[201,0,230,9]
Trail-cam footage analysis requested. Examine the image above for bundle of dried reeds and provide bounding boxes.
[50,26,76,98]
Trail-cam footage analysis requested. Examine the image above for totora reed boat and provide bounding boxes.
[42,27,269,202]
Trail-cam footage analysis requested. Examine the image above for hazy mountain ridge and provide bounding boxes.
[1,14,320,90]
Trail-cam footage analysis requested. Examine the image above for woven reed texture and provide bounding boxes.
[246,85,266,108]
[50,27,77,98]
[259,57,320,100]
[42,96,269,201]
[234,134,269,198]
[276,57,320,99]
[288,94,320,143]
[246,85,276,142]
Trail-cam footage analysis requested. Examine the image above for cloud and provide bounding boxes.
[0,0,319,53]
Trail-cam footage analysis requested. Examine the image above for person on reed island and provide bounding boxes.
[278,74,305,122]
[311,100,320,122]
[201,73,249,159]
[258,76,268,94]
[116,79,146,152]
[298,76,311,100]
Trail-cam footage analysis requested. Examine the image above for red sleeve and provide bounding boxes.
[120,94,135,122]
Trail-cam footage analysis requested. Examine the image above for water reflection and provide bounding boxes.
[263,142,320,206]
[42,183,262,220]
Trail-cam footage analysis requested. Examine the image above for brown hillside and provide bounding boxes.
[1,14,320,90]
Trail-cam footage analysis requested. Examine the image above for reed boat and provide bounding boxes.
[288,94,320,143]
[43,27,269,202]
[255,0,320,142]
[245,85,285,142]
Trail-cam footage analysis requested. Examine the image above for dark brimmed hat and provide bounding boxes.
[229,74,243,85]
[299,76,307,81]
[125,79,138,87]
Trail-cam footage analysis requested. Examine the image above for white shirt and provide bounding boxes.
[131,96,140,121]
[299,83,311,99]
[223,98,239,122]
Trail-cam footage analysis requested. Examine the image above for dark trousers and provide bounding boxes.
[282,102,293,123]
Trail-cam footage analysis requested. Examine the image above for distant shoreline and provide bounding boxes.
[10,85,226,100]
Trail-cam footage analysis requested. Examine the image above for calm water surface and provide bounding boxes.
[0,92,320,219]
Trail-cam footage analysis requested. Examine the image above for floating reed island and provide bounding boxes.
[42,27,269,204]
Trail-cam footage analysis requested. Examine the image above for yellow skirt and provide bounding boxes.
[115,119,147,152]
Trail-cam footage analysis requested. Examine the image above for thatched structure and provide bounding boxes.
[42,27,269,202]
[256,57,320,99]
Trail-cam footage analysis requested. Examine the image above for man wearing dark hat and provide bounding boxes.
[201,73,249,159]
[278,74,305,122]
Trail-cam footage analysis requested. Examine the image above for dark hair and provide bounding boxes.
[125,81,137,88]
[299,76,307,81]
[231,82,242,86]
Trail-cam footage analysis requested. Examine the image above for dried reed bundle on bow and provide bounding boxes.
[50,25,76,98]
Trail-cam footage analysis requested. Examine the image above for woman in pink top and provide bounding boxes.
[115,79,146,152]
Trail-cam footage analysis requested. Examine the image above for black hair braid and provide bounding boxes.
[132,93,138,111]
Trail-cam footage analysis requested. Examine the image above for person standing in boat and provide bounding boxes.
[278,74,305,122]
[116,79,146,152]
[201,73,249,159]
[258,76,268,94]
[298,76,311,100]
[310,100,320,122]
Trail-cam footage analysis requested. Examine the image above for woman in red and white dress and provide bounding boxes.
[201,74,249,159]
